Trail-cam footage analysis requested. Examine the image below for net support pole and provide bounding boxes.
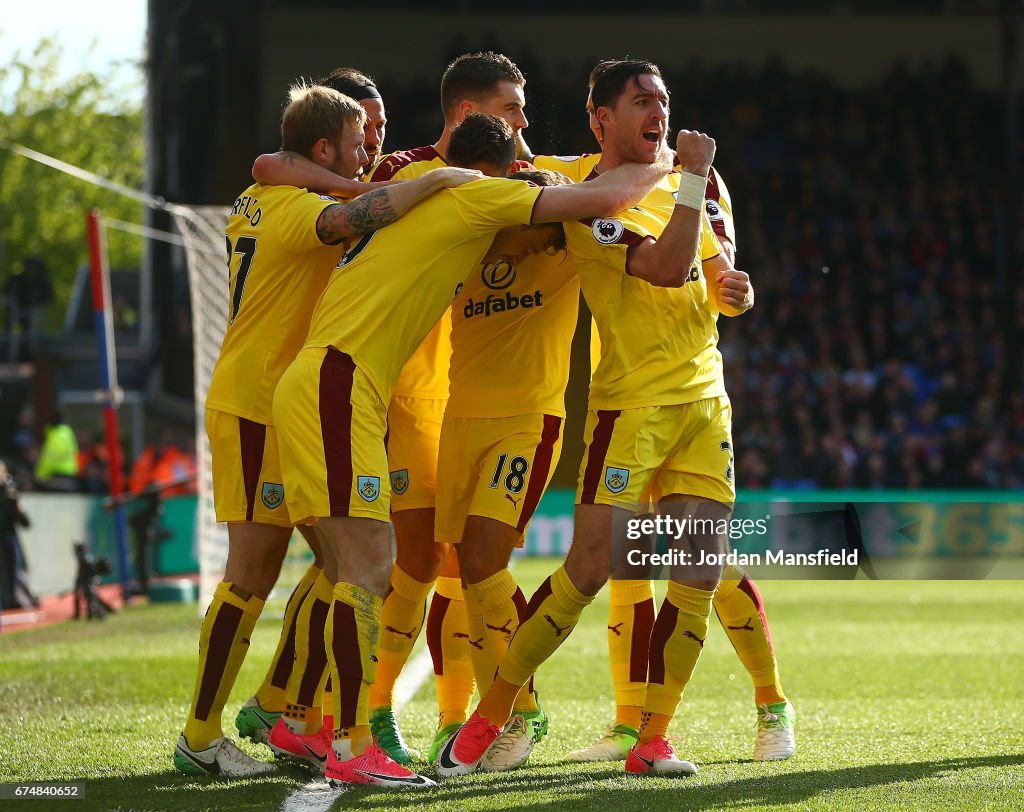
[87,209,132,600]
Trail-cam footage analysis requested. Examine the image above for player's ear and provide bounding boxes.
[458,99,476,120]
[311,136,330,162]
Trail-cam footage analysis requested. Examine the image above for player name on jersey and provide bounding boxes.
[230,193,263,226]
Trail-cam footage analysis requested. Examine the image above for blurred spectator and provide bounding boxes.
[129,429,196,497]
[33,411,79,491]
[0,460,39,609]
[9,406,36,488]
[77,430,111,494]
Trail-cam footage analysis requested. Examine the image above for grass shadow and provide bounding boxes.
[327,753,1024,811]
[28,770,306,812]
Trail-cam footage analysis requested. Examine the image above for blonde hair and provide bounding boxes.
[281,81,366,157]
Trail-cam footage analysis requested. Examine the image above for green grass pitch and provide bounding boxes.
[1,559,1022,811]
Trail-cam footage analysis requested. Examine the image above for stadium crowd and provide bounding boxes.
[380,50,1021,491]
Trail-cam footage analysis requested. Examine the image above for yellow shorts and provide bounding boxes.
[387,396,446,513]
[272,347,390,523]
[206,408,292,527]
[436,413,564,543]
[576,395,735,508]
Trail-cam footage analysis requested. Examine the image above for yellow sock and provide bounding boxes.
[321,678,333,727]
[485,566,592,725]
[368,564,432,708]
[464,593,499,697]
[643,582,714,723]
[326,582,382,757]
[254,563,320,712]
[464,569,518,693]
[465,569,537,712]
[638,711,672,743]
[512,687,540,713]
[183,582,264,750]
[619,705,643,730]
[608,579,655,727]
[715,566,786,705]
[427,576,476,727]
[283,573,333,735]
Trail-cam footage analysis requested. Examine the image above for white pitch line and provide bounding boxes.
[280,645,434,812]
[279,777,345,812]
[391,643,436,712]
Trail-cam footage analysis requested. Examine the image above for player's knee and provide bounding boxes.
[422,541,448,577]
[225,547,287,598]
[230,565,280,600]
[456,538,511,585]
[564,555,608,597]
[457,516,520,584]
[458,551,502,585]
[396,539,447,582]
[351,551,393,597]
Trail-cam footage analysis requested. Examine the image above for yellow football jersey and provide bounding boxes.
[576,163,739,373]
[447,248,580,419]
[302,177,543,403]
[367,146,452,399]
[532,153,601,183]
[564,171,724,411]
[443,153,594,418]
[207,183,342,424]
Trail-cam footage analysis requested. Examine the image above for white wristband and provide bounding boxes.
[675,171,707,210]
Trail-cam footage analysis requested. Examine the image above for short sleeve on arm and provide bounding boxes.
[273,188,340,250]
[449,178,543,235]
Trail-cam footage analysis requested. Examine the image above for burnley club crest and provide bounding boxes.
[604,467,629,494]
[357,476,381,502]
[261,482,284,509]
[390,469,409,496]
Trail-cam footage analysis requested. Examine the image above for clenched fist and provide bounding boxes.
[717,268,753,312]
[676,130,716,178]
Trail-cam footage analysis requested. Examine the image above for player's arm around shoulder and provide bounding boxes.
[252,150,394,197]
[626,129,716,288]
[703,252,753,317]
[531,150,671,224]
[315,167,483,244]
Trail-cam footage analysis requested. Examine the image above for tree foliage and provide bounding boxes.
[0,38,145,326]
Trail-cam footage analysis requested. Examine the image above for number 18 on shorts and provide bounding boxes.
[436,412,564,543]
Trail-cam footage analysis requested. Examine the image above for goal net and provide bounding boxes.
[170,205,231,611]
[172,204,316,611]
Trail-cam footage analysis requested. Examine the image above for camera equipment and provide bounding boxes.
[72,540,115,620]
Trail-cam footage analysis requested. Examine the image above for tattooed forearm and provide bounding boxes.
[316,188,398,244]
